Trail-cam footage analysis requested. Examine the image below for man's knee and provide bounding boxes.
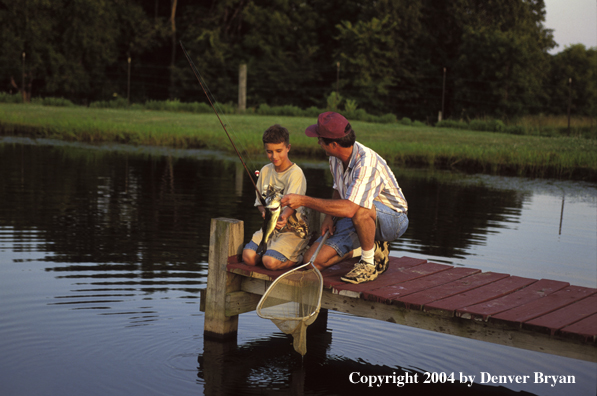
[351,205,376,225]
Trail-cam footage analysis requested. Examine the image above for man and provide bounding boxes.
[281,112,408,284]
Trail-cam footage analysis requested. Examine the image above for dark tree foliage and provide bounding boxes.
[0,0,592,119]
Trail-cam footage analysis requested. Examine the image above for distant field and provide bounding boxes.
[1,103,595,180]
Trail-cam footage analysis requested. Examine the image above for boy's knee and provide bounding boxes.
[262,256,291,271]
[242,249,259,266]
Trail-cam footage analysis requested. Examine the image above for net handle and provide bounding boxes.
[294,230,330,271]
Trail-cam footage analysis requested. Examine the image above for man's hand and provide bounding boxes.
[281,193,303,210]
[321,215,335,236]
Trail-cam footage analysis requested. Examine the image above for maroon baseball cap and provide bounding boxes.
[305,112,350,139]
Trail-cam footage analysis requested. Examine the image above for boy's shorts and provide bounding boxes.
[244,240,288,262]
[244,226,310,263]
[315,201,409,258]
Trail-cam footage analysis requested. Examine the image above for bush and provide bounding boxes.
[326,92,342,111]
[436,120,468,130]
[0,92,23,103]
[90,98,129,109]
[344,99,358,113]
[400,117,412,126]
[304,106,324,118]
[379,113,398,124]
[32,97,75,107]
[505,125,526,135]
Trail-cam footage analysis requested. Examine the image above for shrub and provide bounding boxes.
[326,92,342,111]
[33,97,75,107]
[89,98,129,109]
[505,125,526,135]
[400,117,412,126]
[379,113,397,124]
[304,106,324,118]
[436,120,468,130]
[344,99,358,113]
[0,92,23,103]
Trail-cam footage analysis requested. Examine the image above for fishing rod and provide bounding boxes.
[180,41,266,206]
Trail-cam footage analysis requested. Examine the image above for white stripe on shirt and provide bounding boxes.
[330,142,407,212]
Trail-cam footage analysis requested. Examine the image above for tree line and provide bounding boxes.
[1,0,595,121]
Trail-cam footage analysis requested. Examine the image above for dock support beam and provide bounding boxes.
[204,217,244,340]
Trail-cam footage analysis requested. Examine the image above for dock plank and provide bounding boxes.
[397,271,509,311]
[424,276,537,317]
[362,262,455,303]
[559,314,597,343]
[331,258,431,298]
[381,267,482,308]
[490,286,597,326]
[455,279,570,321]
[523,294,597,335]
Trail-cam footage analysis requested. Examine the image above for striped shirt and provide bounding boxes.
[330,141,407,213]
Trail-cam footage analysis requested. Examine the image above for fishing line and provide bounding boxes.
[180,41,265,205]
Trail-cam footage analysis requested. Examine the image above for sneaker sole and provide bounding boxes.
[375,241,390,274]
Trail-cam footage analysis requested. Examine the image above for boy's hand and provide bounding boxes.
[257,205,266,218]
[275,216,287,230]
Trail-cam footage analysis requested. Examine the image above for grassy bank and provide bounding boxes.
[1,103,595,180]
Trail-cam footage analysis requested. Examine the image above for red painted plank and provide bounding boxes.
[425,276,537,316]
[331,258,434,296]
[455,279,569,320]
[559,313,597,343]
[376,267,481,308]
[226,261,286,280]
[397,271,509,311]
[490,286,596,326]
[322,256,429,290]
[361,262,454,302]
[523,294,597,335]
[320,259,359,277]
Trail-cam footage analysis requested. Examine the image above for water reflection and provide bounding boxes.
[1,137,595,395]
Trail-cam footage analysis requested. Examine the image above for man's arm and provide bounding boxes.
[281,190,360,219]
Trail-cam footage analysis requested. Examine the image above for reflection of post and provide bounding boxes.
[202,338,237,396]
[235,162,243,197]
[204,218,244,340]
[559,193,565,235]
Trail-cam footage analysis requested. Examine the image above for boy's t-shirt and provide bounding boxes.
[250,162,310,262]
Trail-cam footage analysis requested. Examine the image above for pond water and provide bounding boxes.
[0,137,595,396]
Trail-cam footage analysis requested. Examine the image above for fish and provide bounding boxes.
[256,185,283,256]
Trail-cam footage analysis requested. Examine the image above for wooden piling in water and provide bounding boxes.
[204,217,244,340]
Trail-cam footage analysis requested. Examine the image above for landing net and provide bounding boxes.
[256,232,328,355]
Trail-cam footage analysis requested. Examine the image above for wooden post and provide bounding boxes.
[204,217,244,340]
[238,64,247,112]
[567,77,572,134]
[127,56,131,106]
[441,67,446,119]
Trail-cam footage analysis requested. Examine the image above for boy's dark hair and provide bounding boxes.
[321,127,355,148]
[262,124,290,145]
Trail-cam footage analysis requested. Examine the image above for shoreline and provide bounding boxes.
[1,103,595,180]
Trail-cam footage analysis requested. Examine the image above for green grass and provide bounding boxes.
[1,103,595,180]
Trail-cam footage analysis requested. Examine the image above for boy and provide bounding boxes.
[242,124,310,270]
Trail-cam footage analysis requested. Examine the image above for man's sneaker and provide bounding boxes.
[341,260,378,284]
[374,240,390,274]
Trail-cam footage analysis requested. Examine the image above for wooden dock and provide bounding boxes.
[203,218,597,363]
